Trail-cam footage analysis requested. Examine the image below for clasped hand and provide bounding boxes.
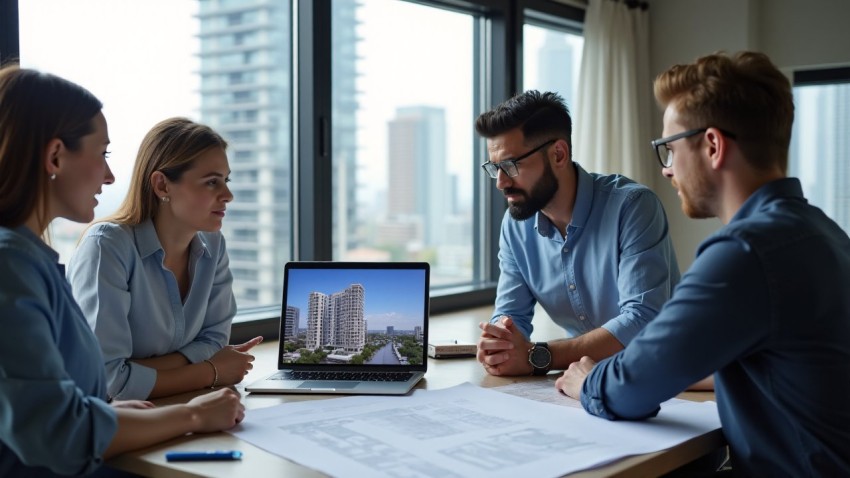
[476,316,534,376]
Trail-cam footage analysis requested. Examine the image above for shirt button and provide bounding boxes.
[569,284,576,290]
[579,315,586,321]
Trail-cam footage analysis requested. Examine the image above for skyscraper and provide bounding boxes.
[284,305,299,341]
[537,30,576,104]
[385,106,448,246]
[305,285,366,352]
[197,0,361,307]
[332,1,362,258]
[306,292,329,351]
[197,1,291,308]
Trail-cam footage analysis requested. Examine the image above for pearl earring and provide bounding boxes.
[161,196,170,203]
[50,173,56,180]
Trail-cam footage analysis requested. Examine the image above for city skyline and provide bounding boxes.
[285,268,427,330]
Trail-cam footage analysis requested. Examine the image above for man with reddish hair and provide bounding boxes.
[558,51,850,475]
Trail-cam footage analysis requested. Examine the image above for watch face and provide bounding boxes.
[530,345,551,368]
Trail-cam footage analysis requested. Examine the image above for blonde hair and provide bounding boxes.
[654,51,794,172]
[0,65,102,231]
[106,117,227,225]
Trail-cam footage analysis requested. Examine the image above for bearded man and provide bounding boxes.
[475,90,680,378]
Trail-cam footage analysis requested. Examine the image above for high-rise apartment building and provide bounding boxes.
[306,292,329,351]
[332,1,362,258]
[198,0,360,307]
[197,1,291,307]
[305,285,366,352]
[284,305,299,340]
[385,106,448,246]
[329,284,366,352]
[537,30,575,102]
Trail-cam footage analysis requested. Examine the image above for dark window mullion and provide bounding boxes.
[0,0,20,65]
[295,0,333,261]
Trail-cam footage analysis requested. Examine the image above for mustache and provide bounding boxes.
[503,187,525,196]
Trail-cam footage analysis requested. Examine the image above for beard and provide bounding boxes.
[504,161,559,220]
[674,167,716,219]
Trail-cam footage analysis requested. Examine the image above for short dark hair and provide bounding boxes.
[475,90,572,159]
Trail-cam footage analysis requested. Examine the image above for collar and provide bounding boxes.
[534,162,592,237]
[729,177,805,223]
[12,225,60,263]
[134,218,210,260]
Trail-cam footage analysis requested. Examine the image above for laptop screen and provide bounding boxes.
[278,262,429,371]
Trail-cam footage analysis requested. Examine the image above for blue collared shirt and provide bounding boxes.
[68,219,236,400]
[581,178,850,476]
[493,163,680,346]
[0,226,117,476]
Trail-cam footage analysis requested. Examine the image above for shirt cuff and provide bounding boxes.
[580,359,618,420]
[112,362,157,400]
[178,341,219,364]
[600,319,640,347]
[87,398,119,472]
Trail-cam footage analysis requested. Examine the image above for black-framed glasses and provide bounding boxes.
[480,139,557,179]
[650,128,737,168]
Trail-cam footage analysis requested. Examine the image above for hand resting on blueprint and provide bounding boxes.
[555,356,596,399]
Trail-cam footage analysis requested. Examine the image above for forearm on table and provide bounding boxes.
[549,328,624,370]
[132,352,190,370]
[146,361,217,399]
[104,405,200,459]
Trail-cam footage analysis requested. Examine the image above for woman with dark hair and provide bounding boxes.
[0,65,244,477]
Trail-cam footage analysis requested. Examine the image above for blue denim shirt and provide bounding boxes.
[68,219,236,400]
[581,178,850,476]
[493,163,680,346]
[0,226,117,476]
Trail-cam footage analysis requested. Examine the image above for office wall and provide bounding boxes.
[648,0,850,270]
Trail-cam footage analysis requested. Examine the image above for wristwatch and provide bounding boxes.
[528,342,551,376]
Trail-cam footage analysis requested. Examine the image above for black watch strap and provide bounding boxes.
[529,342,551,376]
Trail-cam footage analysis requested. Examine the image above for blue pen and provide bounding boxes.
[165,450,243,462]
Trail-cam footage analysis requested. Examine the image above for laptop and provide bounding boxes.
[246,261,429,395]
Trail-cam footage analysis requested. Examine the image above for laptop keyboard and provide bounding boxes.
[273,371,414,382]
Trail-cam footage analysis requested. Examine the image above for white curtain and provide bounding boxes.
[574,0,653,186]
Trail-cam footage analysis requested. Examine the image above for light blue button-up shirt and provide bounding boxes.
[0,226,117,476]
[493,163,679,346]
[68,219,236,400]
[581,179,850,475]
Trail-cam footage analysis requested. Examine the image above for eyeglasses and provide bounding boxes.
[481,139,557,179]
[651,128,737,168]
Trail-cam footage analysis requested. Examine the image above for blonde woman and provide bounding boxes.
[69,117,262,401]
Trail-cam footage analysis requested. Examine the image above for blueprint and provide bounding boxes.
[228,383,721,478]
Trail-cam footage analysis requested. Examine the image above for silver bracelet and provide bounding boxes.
[204,359,219,388]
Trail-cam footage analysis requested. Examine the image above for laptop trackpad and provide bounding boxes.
[298,381,359,390]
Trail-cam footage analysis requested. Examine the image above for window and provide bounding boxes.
[4,0,585,326]
[522,19,583,111]
[331,0,478,291]
[790,67,850,234]
[18,0,293,315]
[18,0,203,261]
